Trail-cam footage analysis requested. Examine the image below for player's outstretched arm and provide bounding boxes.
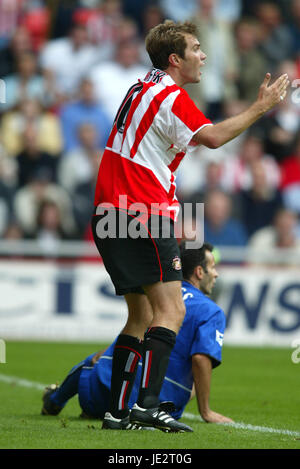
[192,353,233,424]
[192,73,290,149]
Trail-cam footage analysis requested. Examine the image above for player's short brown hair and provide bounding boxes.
[145,20,198,71]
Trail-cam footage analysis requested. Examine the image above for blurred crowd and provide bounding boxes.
[0,0,300,258]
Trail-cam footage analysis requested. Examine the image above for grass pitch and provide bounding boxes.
[0,341,299,450]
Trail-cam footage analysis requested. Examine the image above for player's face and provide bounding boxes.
[179,34,206,85]
[200,251,218,296]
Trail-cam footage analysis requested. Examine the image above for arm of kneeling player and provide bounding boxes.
[192,353,233,423]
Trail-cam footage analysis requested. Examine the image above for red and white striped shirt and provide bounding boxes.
[94,68,212,220]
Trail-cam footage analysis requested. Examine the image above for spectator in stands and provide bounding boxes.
[177,156,225,206]
[280,134,300,216]
[0,143,17,237]
[248,208,300,265]
[58,122,101,195]
[203,189,248,247]
[3,222,23,240]
[122,0,152,33]
[59,78,111,153]
[2,51,49,111]
[176,102,247,201]
[288,0,300,57]
[214,0,242,23]
[1,98,63,157]
[34,199,73,250]
[234,18,268,103]
[215,99,248,157]
[116,16,151,67]
[13,167,76,238]
[220,133,281,193]
[90,38,149,123]
[237,160,283,237]
[0,159,15,237]
[39,22,100,101]
[254,2,293,72]
[73,150,103,238]
[241,0,261,17]
[47,0,79,40]
[0,143,17,187]
[19,4,49,53]
[15,124,58,189]
[73,1,121,64]
[198,160,223,196]
[258,60,300,163]
[175,147,210,203]
[177,101,248,200]
[0,143,17,190]
[161,0,242,24]
[141,3,165,38]
[185,0,238,120]
[0,0,25,49]
[85,0,122,47]
[159,0,197,22]
[0,26,32,78]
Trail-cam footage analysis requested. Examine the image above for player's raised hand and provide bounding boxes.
[257,72,290,113]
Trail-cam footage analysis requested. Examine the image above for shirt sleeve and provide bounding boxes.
[168,89,212,150]
[190,310,226,368]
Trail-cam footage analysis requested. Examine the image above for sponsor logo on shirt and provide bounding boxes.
[216,330,224,347]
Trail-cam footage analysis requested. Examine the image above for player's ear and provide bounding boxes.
[195,265,204,280]
[168,53,181,67]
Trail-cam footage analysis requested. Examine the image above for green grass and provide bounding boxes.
[0,342,300,449]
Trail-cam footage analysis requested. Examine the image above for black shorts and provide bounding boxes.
[91,209,183,296]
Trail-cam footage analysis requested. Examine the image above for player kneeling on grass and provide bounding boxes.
[41,242,233,428]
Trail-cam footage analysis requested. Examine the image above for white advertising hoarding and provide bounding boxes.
[216,266,300,346]
[0,261,299,346]
[0,261,128,342]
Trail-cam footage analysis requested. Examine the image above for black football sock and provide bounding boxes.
[109,334,143,419]
[137,326,176,409]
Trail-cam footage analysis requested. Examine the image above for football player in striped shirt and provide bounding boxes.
[90,20,289,431]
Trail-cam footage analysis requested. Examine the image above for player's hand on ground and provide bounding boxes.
[256,73,290,113]
[201,409,234,424]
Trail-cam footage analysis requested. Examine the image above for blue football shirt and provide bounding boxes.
[81,280,226,419]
